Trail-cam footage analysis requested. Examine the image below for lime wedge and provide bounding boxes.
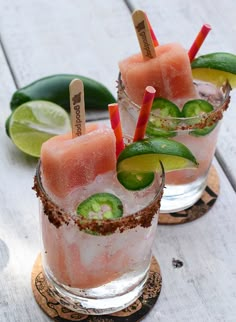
[191,52,236,87]
[117,138,198,190]
[9,100,71,157]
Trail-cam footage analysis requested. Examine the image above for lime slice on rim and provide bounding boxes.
[9,100,71,157]
[191,52,236,87]
[117,138,198,190]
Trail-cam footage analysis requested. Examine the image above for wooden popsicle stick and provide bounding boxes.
[132,10,156,60]
[69,79,86,137]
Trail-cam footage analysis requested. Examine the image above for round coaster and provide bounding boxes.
[158,165,219,225]
[31,254,162,322]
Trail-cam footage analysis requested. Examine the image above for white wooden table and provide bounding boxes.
[0,1,235,321]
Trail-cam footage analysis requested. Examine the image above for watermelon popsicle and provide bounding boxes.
[119,42,198,107]
[41,123,116,201]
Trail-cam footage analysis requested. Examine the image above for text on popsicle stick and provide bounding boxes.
[69,79,86,137]
[132,10,156,60]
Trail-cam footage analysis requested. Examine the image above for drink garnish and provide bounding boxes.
[145,13,159,47]
[188,24,212,62]
[108,103,125,157]
[117,137,198,190]
[146,98,182,138]
[191,52,236,88]
[117,171,155,191]
[77,192,123,220]
[133,86,156,142]
[182,99,216,136]
[182,99,214,116]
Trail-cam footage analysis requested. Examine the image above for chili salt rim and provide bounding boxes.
[33,161,165,235]
[117,73,231,131]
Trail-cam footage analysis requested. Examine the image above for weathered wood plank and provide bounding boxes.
[0,47,51,321]
[0,0,136,94]
[0,0,137,122]
[126,0,236,53]
[0,1,135,321]
[151,160,236,322]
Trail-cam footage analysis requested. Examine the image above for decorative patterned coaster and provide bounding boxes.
[158,165,219,225]
[31,254,162,322]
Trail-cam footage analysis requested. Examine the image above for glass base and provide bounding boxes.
[160,176,207,213]
[43,265,149,315]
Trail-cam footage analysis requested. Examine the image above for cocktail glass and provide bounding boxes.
[117,74,231,213]
[33,160,165,315]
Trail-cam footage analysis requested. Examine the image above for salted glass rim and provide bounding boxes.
[117,72,231,127]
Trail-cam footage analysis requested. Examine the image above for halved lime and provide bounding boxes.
[117,137,198,190]
[191,52,236,87]
[9,100,71,157]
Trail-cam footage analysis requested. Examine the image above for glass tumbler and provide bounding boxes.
[33,161,165,315]
[117,74,231,213]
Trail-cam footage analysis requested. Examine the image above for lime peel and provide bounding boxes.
[191,52,236,88]
[118,153,197,173]
[117,138,198,174]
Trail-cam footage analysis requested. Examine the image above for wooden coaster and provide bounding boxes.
[158,165,219,225]
[31,254,162,321]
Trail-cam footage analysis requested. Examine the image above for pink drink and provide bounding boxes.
[34,124,164,314]
[117,77,230,212]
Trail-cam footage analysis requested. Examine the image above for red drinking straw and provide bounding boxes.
[188,24,212,62]
[108,103,125,158]
[145,14,159,47]
[133,86,156,142]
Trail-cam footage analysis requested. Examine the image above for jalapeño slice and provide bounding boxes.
[146,98,181,138]
[77,192,123,220]
[117,171,155,191]
[182,99,217,136]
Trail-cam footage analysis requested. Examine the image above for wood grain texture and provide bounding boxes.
[0,1,236,321]
[0,2,134,321]
[0,48,50,321]
[150,160,236,322]
[0,0,136,95]
[126,0,236,190]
